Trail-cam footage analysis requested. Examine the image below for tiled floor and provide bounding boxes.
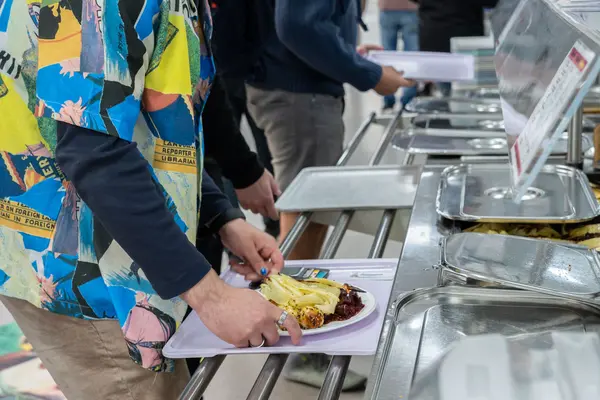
[0,0,413,398]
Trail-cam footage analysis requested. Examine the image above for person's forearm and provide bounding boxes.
[55,122,212,299]
[202,74,264,188]
[275,1,382,91]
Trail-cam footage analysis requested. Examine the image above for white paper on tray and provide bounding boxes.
[366,51,476,82]
[163,259,398,358]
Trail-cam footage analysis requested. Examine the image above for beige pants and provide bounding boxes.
[0,295,189,400]
[246,86,345,192]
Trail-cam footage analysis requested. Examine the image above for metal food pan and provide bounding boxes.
[393,132,592,156]
[411,114,507,131]
[397,127,502,139]
[404,97,502,114]
[438,232,600,307]
[436,164,600,223]
[367,286,600,400]
[410,113,598,132]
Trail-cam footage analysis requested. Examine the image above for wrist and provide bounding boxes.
[218,217,246,237]
[207,208,246,233]
[181,269,224,313]
[229,157,265,189]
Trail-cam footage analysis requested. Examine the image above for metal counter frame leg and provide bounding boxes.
[179,113,377,400]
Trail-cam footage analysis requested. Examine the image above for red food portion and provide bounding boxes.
[324,288,364,324]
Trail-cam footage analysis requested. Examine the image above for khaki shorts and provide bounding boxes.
[0,295,189,400]
[246,86,345,192]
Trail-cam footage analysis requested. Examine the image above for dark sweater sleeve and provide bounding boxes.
[198,168,234,228]
[202,74,264,189]
[275,0,382,92]
[55,122,216,300]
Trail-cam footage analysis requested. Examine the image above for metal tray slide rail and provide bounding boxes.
[180,110,406,400]
[368,286,600,400]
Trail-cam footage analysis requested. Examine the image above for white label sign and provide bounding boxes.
[509,40,596,185]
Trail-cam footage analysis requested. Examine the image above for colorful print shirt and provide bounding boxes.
[0,0,215,372]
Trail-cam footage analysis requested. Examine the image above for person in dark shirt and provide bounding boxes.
[237,0,413,391]
[210,0,280,239]
[418,0,498,95]
[197,74,281,273]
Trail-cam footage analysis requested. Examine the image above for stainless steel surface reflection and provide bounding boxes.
[368,286,600,400]
[411,114,507,131]
[405,97,502,114]
[441,232,600,298]
[365,167,600,400]
[365,167,454,399]
[436,164,600,223]
[274,165,421,212]
[392,134,592,156]
[410,113,597,131]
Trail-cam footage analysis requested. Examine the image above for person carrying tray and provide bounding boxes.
[0,0,301,399]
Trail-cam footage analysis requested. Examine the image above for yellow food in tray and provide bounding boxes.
[462,184,600,250]
[568,224,600,251]
[592,184,600,201]
[464,224,565,240]
[259,275,364,330]
[464,222,600,249]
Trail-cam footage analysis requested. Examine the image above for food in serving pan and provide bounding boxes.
[568,224,600,251]
[464,222,600,249]
[464,223,567,241]
[461,184,600,250]
[591,184,600,201]
[260,275,364,330]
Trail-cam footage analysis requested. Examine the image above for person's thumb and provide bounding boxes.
[270,175,282,197]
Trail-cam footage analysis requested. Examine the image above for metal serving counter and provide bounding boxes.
[364,166,445,400]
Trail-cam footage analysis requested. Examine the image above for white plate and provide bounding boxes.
[274,289,377,337]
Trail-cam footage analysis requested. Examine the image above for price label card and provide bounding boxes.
[509,40,596,186]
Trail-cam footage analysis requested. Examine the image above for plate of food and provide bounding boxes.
[259,274,376,336]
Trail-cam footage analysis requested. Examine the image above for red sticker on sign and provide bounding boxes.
[569,47,588,71]
[513,142,522,175]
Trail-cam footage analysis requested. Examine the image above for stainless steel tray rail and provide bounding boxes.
[317,209,396,400]
[247,111,403,400]
[179,111,403,400]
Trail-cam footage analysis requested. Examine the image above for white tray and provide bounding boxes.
[163,259,398,358]
[367,51,475,82]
